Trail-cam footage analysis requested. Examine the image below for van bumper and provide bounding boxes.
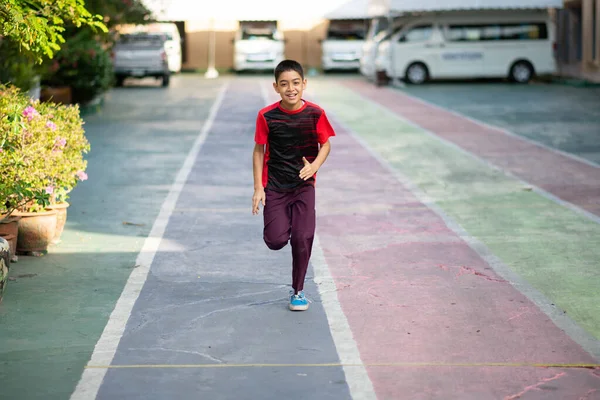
[322,58,360,71]
[235,59,280,72]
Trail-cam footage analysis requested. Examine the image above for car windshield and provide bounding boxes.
[326,30,365,40]
[373,25,404,42]
[119,33,166,45]
[242,29,276,40]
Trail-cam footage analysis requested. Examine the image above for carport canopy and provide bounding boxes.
[325,0,370,20]
[368,0,564,16]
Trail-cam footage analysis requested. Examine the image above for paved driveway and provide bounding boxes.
[0,74,598,400]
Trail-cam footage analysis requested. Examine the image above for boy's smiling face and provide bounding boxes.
[273,70,306,111]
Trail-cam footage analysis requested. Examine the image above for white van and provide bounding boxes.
[157,24,183,74]
[360,17,407,79]
[234,21,285,72]
[321,20,367,71]
[374,10,556,84]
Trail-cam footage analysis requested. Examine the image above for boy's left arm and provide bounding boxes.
[300,140,331,181]
[300,110,335,181]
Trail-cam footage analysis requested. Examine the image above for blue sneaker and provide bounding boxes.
[289,291,309,311]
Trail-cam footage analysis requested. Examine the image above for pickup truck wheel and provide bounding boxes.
[161,74,170,87]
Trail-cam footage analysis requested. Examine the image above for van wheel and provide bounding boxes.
[509,61,533,83]
[405,62,428,85]
[161,74,170,87]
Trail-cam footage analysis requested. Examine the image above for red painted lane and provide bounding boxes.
[315,121,599,398]
[368,367,600,400]
[343,80,600,218]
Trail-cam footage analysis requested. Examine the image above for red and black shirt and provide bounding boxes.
[255,100,336,192]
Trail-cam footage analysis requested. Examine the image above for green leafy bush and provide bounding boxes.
[0,39,40,92]
[43,31,113,104]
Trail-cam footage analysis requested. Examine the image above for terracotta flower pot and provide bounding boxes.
[0,237,9,302]
[14,210,58,255]
[0,215,20,260]
[40,86,72,104]
[45,202,69,244]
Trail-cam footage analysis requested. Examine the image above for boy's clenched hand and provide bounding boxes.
[299,157,317,181]
[252,187,266,215]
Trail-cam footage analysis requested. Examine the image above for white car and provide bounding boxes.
[234,23,284,72]
[321,21,366,71]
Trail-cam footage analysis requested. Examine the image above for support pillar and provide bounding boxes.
[595,0,600,62]
[582,0,594,70]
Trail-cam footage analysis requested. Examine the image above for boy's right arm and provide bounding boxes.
[252,143,265,215]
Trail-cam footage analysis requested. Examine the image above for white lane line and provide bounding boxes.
[311,236,378,400]
[383,86,600,169]
[70,82,229,400]
[260,81,378,400]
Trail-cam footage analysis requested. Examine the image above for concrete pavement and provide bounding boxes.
[0,74,599,399]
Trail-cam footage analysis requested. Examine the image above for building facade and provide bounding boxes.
[556,0,600,82]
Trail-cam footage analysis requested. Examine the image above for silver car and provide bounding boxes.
[112,33,171,87]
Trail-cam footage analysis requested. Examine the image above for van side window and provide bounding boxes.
[447,25,481,41]
[398,25,433,42]
[446,23,548,41]
[501,23,548,40]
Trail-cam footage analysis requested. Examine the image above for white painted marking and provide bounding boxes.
[311,236,378,400]
[384,86,600,169]
[260,82,378,400]
[323,102,600,362]
[70,82,230,399]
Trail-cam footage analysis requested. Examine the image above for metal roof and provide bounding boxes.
[324,0,370,20]
[369,0,563,15]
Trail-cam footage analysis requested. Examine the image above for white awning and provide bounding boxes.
[324,0,370,20]
[369,0,563,16]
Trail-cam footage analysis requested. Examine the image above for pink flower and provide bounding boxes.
[45,186,54,194]
[22,106,39,121]
[76,171,88,181]
[53,137,67,152]
[46,121,57,131]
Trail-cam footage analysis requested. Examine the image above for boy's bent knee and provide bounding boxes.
[264,234,288,251]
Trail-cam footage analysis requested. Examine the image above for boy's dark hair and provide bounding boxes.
[274,60,304,82]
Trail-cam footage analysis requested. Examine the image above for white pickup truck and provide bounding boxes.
[112,33,171,87]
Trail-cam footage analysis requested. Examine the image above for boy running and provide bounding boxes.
[252,60,335,311]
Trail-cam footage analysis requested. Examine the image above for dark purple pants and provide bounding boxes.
[263,185,315,293]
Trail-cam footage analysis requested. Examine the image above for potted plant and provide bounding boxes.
[0,85,51,258]
[42,100,90,244]
[0,84,89,255]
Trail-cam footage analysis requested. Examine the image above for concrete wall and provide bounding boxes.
[182,20,329,71]
[184,30,236,70]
